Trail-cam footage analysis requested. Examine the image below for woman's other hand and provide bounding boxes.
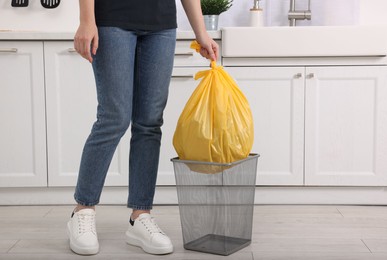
[74,22,98,63]
[75,0,97,63]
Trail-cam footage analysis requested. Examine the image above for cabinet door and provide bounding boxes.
[0,42,47,187]
[305,66,387,185]
[44,42,129,187]
[226,67,305,185]
[157,68,199,185]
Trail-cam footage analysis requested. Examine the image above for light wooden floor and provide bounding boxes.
[1,205,387,259]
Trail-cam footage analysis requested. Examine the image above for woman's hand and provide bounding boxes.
[180,0,219,61]
[74,22,98,63]
[196,35,219,61]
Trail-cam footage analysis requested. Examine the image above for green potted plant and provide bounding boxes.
[201,0,233,31]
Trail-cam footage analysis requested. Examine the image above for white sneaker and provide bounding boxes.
[125,213,173,255]
[67,208,99,255]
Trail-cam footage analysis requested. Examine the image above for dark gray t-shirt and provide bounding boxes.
[95,0,177,31]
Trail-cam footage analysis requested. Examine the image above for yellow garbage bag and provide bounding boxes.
[172,41,254,164]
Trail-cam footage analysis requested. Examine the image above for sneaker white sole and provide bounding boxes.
[125,231,173,255]
[67,222,99,255]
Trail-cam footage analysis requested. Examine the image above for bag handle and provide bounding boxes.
[190,41,217,69]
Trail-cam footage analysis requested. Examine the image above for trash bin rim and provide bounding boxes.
[170,153,259,166]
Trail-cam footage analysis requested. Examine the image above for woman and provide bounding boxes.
[66,0,219,256]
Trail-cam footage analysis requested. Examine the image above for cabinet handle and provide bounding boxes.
[171,75,193,79]
[174,52,194,56]
[0,48,18,53]
[67,48,77,53]
[294,73,303,78]
[307,73,315,79]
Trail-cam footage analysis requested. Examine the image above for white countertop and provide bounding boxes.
[0,30,221,40]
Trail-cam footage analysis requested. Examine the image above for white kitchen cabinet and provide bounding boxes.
[305,66,387,185]
[44,41,203,187]
[44,41,130,187]
[0,41,47,187]
[226,67,305,185]
[227,65,387,186]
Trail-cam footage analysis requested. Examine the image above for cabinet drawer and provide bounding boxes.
[174,40,221,67]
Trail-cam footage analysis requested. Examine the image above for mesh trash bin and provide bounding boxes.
[171,154,259,256]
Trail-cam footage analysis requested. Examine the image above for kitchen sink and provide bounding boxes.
[222,26,387,57]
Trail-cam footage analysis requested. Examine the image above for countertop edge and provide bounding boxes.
[0,30,221,40]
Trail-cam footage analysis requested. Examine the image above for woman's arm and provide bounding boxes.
[181,0,219,61]
[74,0,98,63]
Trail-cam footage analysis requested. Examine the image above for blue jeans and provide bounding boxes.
[74,27,176,210]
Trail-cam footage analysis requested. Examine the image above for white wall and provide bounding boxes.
[359,0,387,25]
[0,0,79,32]
[0,0,384,32]
[177,0,360,29]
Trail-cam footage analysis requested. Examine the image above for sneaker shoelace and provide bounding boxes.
[77,213,96,234]
[139,217,165,235]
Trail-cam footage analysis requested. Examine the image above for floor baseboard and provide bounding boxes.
[1,186,387,205]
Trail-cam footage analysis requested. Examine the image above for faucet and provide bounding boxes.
[288,0,312,26]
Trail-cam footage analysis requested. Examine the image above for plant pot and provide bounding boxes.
[203,15,219,31]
